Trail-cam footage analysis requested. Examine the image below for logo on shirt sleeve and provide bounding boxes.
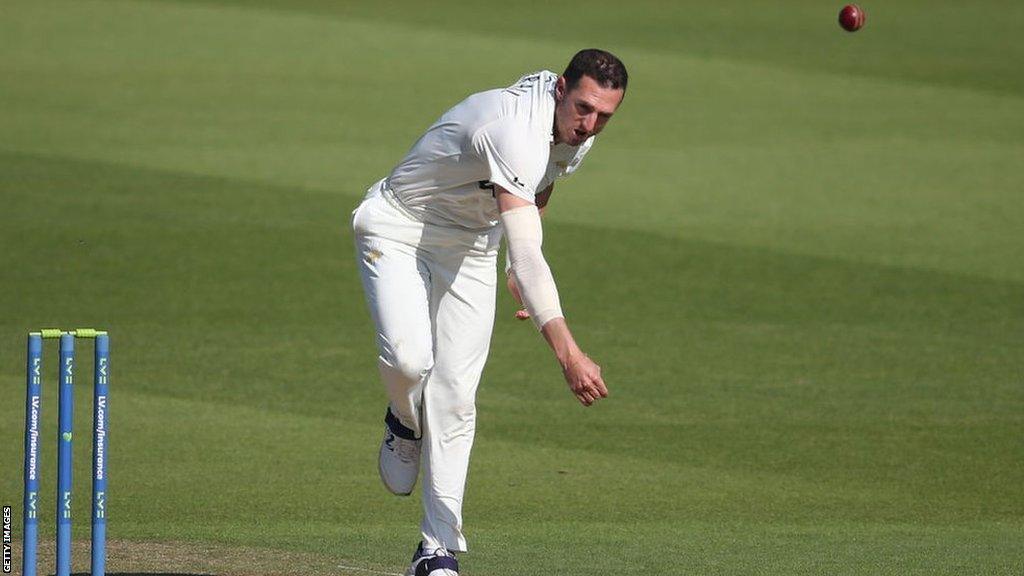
[479,177,526,195]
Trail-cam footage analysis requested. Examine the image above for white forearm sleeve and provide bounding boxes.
[500,205,563,330]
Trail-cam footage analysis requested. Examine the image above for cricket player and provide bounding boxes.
[352,49,627,576]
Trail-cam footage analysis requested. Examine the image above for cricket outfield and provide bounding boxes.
[1,1,1022,574]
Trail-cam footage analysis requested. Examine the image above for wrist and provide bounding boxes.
[540,317,580,366]
[552,334,583,368]
[557,347,585,370]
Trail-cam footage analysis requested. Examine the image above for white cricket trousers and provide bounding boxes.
[352,180,501,553]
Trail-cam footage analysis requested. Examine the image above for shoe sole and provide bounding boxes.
[378,444,415,496]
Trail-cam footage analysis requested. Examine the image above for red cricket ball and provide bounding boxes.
[838,4,866,32]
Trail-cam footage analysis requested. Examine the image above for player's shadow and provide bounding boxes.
[70,569,216,573]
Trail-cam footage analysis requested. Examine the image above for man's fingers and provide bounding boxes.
[578,384,609,406]
[515,309,530,320]
[565,356,607,406]
[576,389,594,405]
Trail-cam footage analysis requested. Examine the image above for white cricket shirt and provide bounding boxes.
[383,70,594,231]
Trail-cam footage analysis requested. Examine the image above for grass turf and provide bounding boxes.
[1,1,1022,574]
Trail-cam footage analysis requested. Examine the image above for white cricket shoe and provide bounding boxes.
[405,542,459,576]
[378,408,421,496]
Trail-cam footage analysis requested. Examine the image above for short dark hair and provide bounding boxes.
[562,49,628,92]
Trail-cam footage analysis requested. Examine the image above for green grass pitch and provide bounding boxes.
[2,1,1022,574]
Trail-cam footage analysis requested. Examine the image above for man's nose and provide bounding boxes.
[581,113,597,133]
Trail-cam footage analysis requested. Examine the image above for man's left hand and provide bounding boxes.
[505,271,531,321]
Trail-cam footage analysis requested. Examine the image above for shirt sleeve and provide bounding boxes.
[472,120,547,203]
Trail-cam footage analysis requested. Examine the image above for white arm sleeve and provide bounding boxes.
[500,205,563,330]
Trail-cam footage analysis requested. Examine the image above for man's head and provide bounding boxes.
[553,49,628,146]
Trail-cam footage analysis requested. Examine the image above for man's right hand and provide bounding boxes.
[498,187,607,406]
[540,317,609,407]
[561,351,608,407]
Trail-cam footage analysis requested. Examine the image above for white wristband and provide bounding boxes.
[500,205,563,329]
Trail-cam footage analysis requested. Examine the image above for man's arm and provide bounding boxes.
[535,183,553,216]
[506,183,551,319]
[497,187,608,406]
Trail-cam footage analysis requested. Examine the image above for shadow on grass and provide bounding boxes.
[69,569,214,573]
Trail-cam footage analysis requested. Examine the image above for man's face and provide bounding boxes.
[553,75,624,146]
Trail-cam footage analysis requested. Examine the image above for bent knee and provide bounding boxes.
[448,399,476,422]
[378,349,433,385]
[431,384,478,421]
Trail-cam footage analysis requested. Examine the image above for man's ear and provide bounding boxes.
[555,76,566,102]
